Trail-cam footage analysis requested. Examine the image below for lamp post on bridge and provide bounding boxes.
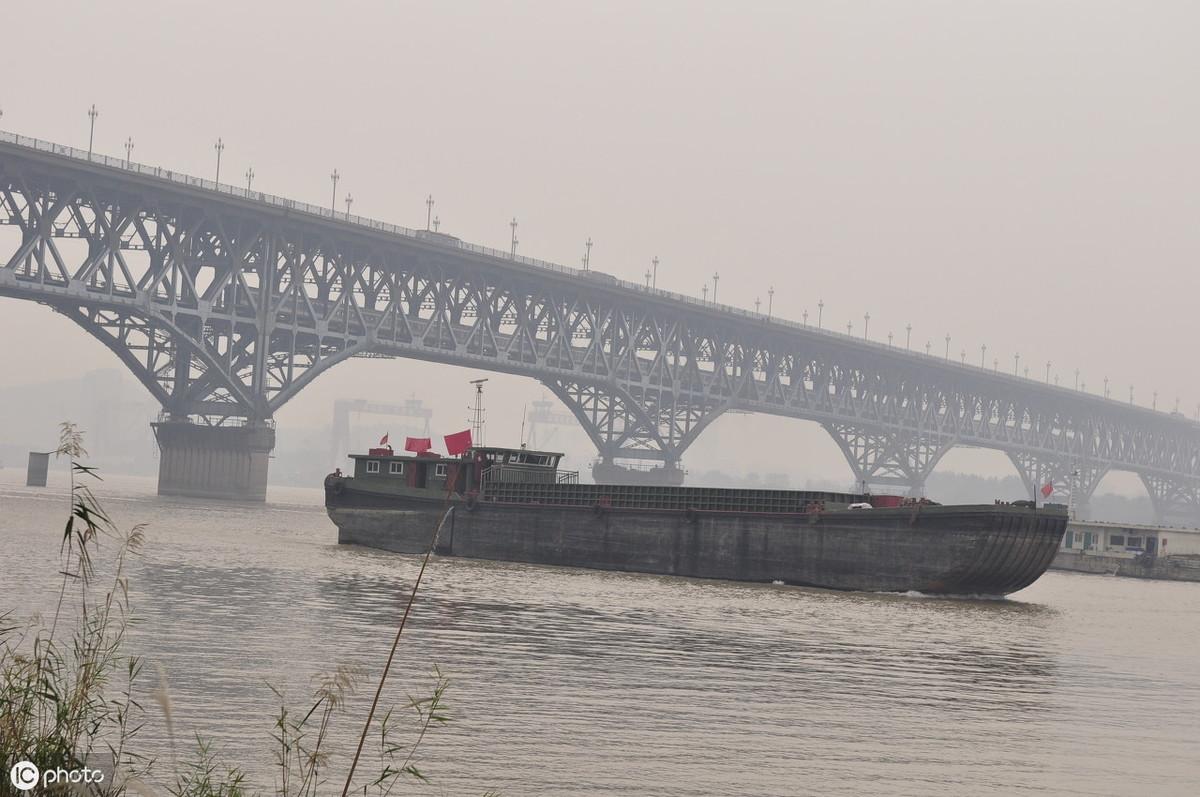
[1075,369,1080,390]
[330,170,340,214]
[847,320,853,335]
[961,348,966,364]
[754,296,761,313]
[702,284,708,301]
[981,344,986,367]
[245,167,255,192]
[87,104,98,158]
[426,195,434,230]
[1129,385,1134,405]
[1153,391,1158,411]
[863,312,870,339]
[213,138,224,184]
[345,194,353,220]
[888,332,894,347]
[905,323,912,350]
[124,136,134,167]
[925,341,932,356]
[1014,353,1020,376]
[994,358,999,372]
[510,217,519,257]
[645,269,653,289]
[583,238,592,271]
[712,272,720,303]
[432,216,440,232]
[1104,376,1109,398]
[651,256,658,288]
[818,299,824,329]
[768,286,774,319]
[1046,360,1051,383]
[944,334,950,360]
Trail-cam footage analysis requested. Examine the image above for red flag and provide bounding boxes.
[404,436,432,454]
[379,432,390,446]
[1041,482,1054,498]
[444,429,473,456]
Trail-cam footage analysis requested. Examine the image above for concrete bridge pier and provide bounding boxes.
[151,419,276,501]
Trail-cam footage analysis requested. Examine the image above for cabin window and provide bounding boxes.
[366,460,380,474]
[1109,535,1125,547]
[389,461,404,475]
[1126,536,1143,548]
[435,463,448,477]
[1064,531,1074,548]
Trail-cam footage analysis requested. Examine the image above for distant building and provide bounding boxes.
[1061,519,1200,557]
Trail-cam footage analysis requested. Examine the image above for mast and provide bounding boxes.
[469,378,488,446]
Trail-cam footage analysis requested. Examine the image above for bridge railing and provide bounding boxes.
[0,129,1185,420]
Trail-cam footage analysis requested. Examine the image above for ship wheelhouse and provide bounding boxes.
[348,444,572,495]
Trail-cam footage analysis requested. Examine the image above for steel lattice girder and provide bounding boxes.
[3,139,1200,507]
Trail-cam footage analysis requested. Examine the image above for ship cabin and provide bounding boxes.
[347,444,573,495]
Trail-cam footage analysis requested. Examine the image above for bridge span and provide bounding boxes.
[2,129,1199,520]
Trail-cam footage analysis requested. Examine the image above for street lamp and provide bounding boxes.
[245,167,255,192]
[1129,385,1134,404]
[1104,376,1109,398]
[863,312,870,339]
[712,272,720,303]
[330,169,340,213]
[1014,353,1020,376]
[583,238,593,271]
[651,256,659,288]
[888,332,894,347]
[432,216,441,232]
[426,194,434,230]
[213,138,224,183]
[944,334,950,360]
[510,217,518,257]
[993,358,999,372]
[1046,360,1051,383]
[802,309,808,325]
[925,341,932,356]
[754,296,761,313]
[345,193,353,220]
[702,284,708,301]
[981,344,987,367]
[905,323,912,350]
[767,286,774,319]
[818,299,824,329]
[847,320,853,335]
[960,348,966,364]
[87,104,98,158]
[645,269,652,288]
[1153,391,1158,411]
[1075,369,1080,390]
[124,136,134,167]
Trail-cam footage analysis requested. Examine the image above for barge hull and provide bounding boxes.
[328,489,1065,595]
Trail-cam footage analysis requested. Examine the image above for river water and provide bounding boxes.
[2,467,1199,796]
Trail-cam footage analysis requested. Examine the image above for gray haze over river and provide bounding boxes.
[3,468,1199,796]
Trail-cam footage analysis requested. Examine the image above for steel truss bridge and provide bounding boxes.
[2,130,1199,517]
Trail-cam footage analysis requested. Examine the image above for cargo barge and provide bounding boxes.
[324,445,1067,595]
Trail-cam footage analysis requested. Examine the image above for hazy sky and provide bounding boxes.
[2,1,1197,490]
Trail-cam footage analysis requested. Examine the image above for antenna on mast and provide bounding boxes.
[469,378,489,446]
